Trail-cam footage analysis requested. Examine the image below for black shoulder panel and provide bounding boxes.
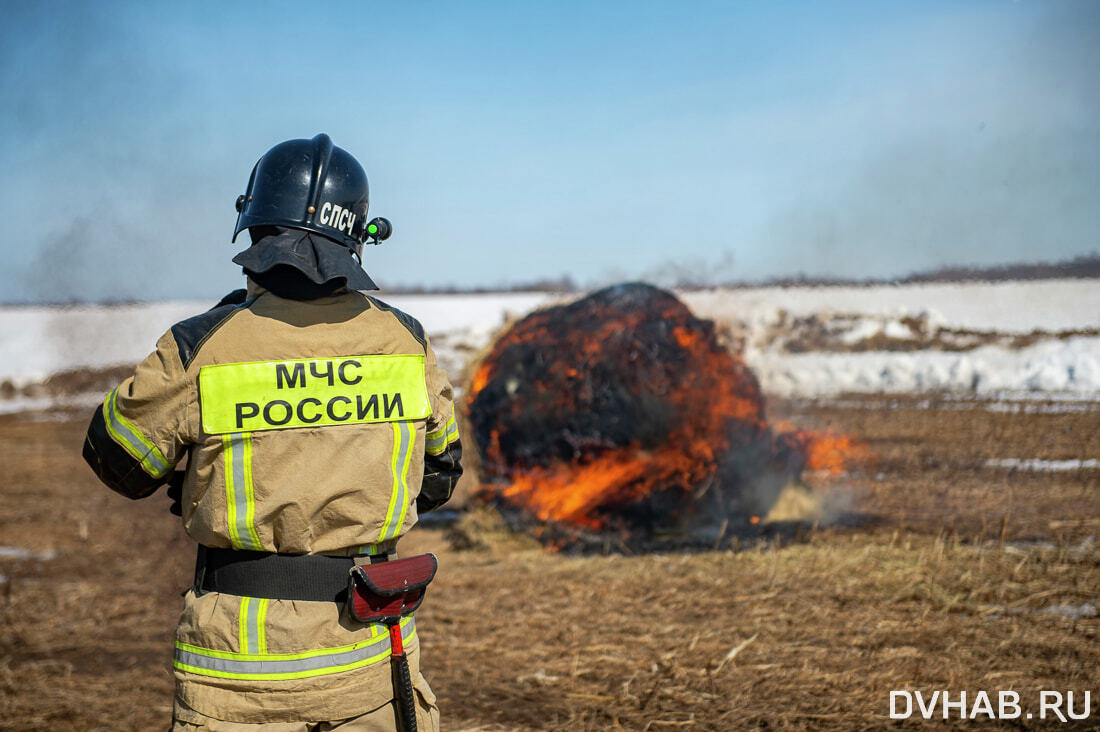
[363,295,427,350]
[171,298,256,369]
[213,288,249,308]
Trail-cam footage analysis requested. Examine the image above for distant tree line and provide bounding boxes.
[383,253,1100,293]
[899,253,1100,284]
[16,255,1098,305]
[382,275,579,295]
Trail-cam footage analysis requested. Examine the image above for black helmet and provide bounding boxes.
[232,133,369,252]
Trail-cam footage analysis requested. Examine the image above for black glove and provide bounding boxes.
[166,471,186,516]
[418,440,463,513]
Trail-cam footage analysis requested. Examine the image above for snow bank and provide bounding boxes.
[380,293,558,377]
[680,280,1100,398]
[0,301,210,386]
[682,279,1100,334]
[0,293,557,390]
[747,336,1100,398]
[0,281,1096,406]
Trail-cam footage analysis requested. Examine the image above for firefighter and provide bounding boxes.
[83,134,462,730]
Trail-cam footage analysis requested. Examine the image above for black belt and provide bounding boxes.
[194,546,388,602]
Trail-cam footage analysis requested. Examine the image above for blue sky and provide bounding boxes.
[1,0,1097,302]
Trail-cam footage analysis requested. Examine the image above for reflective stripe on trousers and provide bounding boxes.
[175,616,416,681]
[238,597,269,655]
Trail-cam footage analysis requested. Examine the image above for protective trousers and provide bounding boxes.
[171,680,439,731]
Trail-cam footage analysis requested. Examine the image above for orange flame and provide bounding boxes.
[471,363,492,396]
[475,311,767,529]
[499,450,652,529]
[774,422,871,476]
[469,286,870,533]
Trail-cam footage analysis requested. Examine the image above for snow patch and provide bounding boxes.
[0,392,103,416]
[984,458,1100,472]
[1038,603,1098,620]
[0,546,56,561]
[0,293,559,393]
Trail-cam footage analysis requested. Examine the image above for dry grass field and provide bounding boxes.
[0,395,1097,730]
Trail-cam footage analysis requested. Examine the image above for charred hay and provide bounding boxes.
[466,283,799,546]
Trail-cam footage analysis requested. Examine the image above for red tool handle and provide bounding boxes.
[388,623,405,656]
[388,623,416,732]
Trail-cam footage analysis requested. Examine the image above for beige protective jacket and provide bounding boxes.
[83,283,462,723]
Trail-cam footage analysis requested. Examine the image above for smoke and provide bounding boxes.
[24,211,146,303]
[1,2,1097,300]
[756,3,1100,279]
[0,2,242,304]
[763,126,1099,280]
[763,483,857,526]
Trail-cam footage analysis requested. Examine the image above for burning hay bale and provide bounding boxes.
[467,282,839,547]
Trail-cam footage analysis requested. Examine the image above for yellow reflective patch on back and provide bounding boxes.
[199,355,430,435]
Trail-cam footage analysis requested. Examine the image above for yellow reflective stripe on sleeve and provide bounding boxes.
[357,538,398,556]
[424,421,448,442]
[379,421,413,541]
[198,354,431,435]
[174,617,415,681]
[103,388,171,477]
[223,433,262,551]
[426,411,459,456]
[425,408,456,440]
